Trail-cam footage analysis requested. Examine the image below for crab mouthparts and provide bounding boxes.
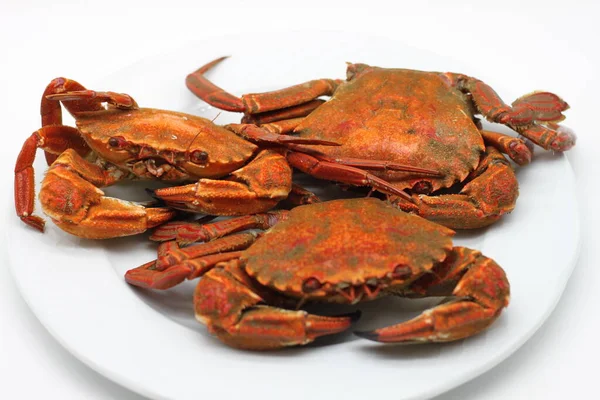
[132,157,174,178]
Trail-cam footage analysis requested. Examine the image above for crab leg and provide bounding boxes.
[393,147,518,229]
[286,151,415,203]
[150,211,289,244]
[41,78,103,124]
[241,100,326,124]
[305,152,443,176]
[258,118,306,134]
[15,126,92,231]
[46,90,138,110]
[195,260,359,350]
[445,73,575,152]
[186,56,341,114]
[125,232,259,289]
[355,247,509,343]
[226,123,340,146]
[39,78,127,165]
[480,130,532,165]
[39,149,175,239]
[227,123,439,176]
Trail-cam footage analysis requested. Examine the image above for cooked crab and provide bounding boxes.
[126,198,510,350]
[186,57,575,229]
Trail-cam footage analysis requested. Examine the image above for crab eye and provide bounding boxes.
[412,180,433,195]
[108,136,126,148]
[302,277,323,293]
[392,264,412,280]
[190,150,209,164]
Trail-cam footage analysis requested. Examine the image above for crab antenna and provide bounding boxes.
[211,111,222,123]
[184,116,214,155]
[186,111,223,154]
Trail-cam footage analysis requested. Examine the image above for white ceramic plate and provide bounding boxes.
[7,33,580,400]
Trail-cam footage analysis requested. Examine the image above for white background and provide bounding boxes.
[1,1,598,399]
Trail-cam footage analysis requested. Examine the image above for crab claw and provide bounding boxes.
[354,300,499,343]
[355,249,509,344]
[195,263,360,350]
[126,233,258,289]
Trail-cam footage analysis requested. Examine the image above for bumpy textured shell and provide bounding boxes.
[295,66,485,191]
[242,198,454,296]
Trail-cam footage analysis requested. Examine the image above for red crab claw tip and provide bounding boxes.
[354,325,415,343]
[355,323,421,343]
[193,56,231,75]
[307,310,361,338]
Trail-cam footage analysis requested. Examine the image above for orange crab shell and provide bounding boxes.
[294,65,485,192]
[242,198,455,301]
[75,108,258,179]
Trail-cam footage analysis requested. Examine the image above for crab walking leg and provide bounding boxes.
[239,79,341,114]
[15,126,92,231]
[306,152,443,176]
[286,151,415,203]
[241,100,326,124]
[125,233,259,289]
[153,149,293,216]
[40,78,137,126]
[195,261,358,350]
[228,122,441,177]
[16,80,139,231]
[150,211,289,244]
[41,80,96,165]
[39,149,175,239]
[393,147,518,229]
[356,247,510,343]
[46,90,138,110]
[445,73,575,152]
[40,78,137,164]
[186,56,341,114]
[226,123,340,146]
[259,118,306,134]
[480,130,532,166]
